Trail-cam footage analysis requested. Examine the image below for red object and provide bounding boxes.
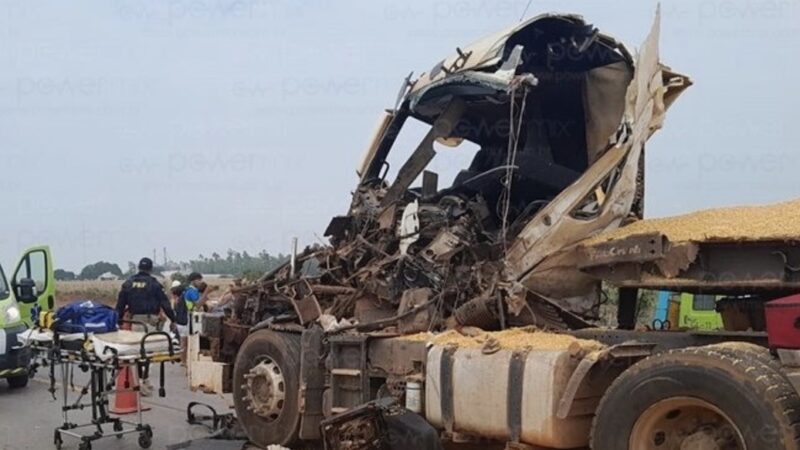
[110,365,150,415]
[121,314,131,331]
[765,294,800,349]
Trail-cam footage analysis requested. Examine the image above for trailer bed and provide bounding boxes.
[579,199,800,294]
[591,198,800,244]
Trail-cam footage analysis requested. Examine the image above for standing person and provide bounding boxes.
[181,272,203,336]
[115,257,177,396]
[116,257,178,330]
[182,272,219,318]
[212,278,243,313]
[168,280,187,334]
[169,280,190,365]
[178,273,218,364]
[182,272,202,319]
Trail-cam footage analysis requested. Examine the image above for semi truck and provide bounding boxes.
[197,10,800,450]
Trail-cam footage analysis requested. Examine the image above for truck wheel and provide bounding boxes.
[233,330,302,448]
[591,347,800,450]
[7,374,29,389]
[706,341,783,373]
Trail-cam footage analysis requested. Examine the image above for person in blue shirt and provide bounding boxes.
[183,272,203,314]
[181,272,218,334]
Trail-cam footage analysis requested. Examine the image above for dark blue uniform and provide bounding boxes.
[116,271,176,323]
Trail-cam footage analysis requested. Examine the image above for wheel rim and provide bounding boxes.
[629,397,746,450]
[242,357,286,422]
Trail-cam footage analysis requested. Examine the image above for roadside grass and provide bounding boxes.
[56,278,231,307]
[56,280,122,306]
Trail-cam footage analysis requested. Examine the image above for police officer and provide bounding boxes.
[116,257,177,396]
[116,257,178,331]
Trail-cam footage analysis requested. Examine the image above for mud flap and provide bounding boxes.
[384,408,443,450]
[321,398,443,450]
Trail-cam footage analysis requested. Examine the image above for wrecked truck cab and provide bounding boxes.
[215,9,692,378]
[357,14,639,218]
[338,11,690,323]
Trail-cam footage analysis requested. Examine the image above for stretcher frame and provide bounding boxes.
[30,320,179,450]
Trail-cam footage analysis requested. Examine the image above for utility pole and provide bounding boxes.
[290,237,298,277]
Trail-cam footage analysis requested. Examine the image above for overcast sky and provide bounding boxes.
[0,0,798,272]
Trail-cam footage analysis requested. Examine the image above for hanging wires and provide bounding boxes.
[500,81,530,252]
[519,0,534,22]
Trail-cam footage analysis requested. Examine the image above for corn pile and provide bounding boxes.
[591,198,800,243]
[402,327,604,352]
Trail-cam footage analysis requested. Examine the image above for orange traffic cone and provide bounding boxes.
[110,365,150,414]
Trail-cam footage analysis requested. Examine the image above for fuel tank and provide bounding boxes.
[425,345,594,449]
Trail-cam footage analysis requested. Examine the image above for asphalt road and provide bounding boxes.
[0,363,233,450]
[0,362,515,450]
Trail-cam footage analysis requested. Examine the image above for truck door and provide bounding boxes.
[679,293,723,330]
[11,246,55,326]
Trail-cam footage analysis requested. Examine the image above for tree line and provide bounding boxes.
[187,250,288,280]
[55,250,289,281]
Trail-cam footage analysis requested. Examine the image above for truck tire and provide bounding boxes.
[591,347,800,450]
[7,374,29,389]
[706,341,784,374]
[233,330,302,448]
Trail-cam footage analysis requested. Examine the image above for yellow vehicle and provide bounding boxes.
[0,246,55,388]
[654,291,724,331]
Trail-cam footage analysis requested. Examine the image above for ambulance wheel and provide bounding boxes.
[138,431,152,449]
[113,420,123,437]
[233,330,302,448]
[7,374,28,389]
[591,347,800,450]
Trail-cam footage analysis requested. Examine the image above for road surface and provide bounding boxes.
[0,363,234,450]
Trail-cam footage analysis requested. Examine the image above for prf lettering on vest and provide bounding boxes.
[132,281,147,289]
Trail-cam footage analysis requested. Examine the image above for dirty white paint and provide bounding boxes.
[426,346,591,449]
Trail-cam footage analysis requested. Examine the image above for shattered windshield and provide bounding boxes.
[356,17,638,246]
[384,117,481,189]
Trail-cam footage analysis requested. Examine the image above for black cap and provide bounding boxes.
[138,257,154,271]
[187,272,203,282]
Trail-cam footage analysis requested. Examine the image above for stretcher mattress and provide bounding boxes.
[19,329,173,361]
[92,330,172,360]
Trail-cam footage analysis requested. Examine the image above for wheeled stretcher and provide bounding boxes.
[21,321,180,450]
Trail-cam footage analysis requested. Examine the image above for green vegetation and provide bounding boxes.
[77,261,123,280]
[189,250,288,277]
[54,269,76,281]
[61,249,290,283]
